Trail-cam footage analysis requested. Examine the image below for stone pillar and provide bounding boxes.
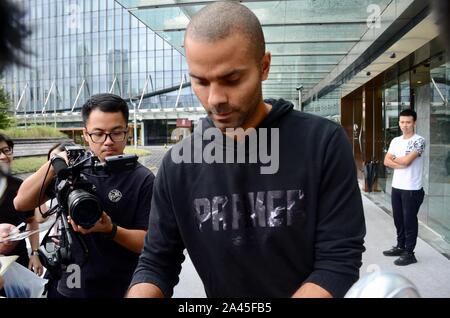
[415,85,430,193]
[414,85,430,222]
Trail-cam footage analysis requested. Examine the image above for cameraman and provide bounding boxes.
[14,93,155,298]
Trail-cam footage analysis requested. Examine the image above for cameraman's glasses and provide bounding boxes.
[86,131,127,144]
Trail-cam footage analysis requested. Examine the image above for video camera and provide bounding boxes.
[38,145,138,275]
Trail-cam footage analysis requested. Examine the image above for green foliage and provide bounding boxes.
[11,156,47,174]
[124,147,151,157]
[0,87,13,129]
[0,125,67,138]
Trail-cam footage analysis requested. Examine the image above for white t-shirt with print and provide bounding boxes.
[388,133,425,190]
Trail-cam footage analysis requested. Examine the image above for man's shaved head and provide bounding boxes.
[185,1,265,61]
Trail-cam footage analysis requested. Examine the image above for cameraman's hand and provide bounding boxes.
[68,212,113,235]
[54,150,69,163]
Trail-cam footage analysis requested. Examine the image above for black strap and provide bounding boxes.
[102,222,117,240]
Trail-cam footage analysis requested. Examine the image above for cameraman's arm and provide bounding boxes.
[14,151,67,212]
[113,227,146,254]
[14,160,55,211]
[69,212,146,254]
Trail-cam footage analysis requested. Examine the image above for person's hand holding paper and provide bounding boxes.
[0,223,19,254]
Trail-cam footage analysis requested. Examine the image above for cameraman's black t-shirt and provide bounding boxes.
[55,162,154,298]
[0,176,34,267]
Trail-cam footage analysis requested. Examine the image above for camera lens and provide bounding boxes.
[68,189,102,229]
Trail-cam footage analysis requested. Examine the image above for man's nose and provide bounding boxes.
[104,135,115,145]
[208,83,227,107]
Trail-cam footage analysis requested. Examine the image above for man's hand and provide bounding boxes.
[127,283,165,298]
[291,282,333,298]
[392,151,419,166]
[54,150,69,163]
[384,153,406,169]
[28,254,44,276]
[68,212,113,235]
[0,223,19,254]
[69,212,147,253]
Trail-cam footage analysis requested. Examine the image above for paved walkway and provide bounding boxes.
[360,194,450,298]
[138,145,169,175]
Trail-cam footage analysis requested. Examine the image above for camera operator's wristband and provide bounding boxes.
[102,223,117,240]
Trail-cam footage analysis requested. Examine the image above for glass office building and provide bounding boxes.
[2,0,450,252]
[1,0,200,142]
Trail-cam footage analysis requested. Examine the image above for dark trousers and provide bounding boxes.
[391,187,425,253]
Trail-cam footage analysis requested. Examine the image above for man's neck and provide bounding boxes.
[245,101,272,130]
[224,102,272,141]
[402,132,414,139]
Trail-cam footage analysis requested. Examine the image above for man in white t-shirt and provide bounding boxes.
[383,109,425,266]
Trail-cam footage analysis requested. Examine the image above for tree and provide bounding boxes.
[0,86,13,129]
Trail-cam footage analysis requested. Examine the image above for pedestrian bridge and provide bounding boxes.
[14,107,206,127]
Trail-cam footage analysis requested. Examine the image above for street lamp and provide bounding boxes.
[129,98,138,149]
[296,85,303,111]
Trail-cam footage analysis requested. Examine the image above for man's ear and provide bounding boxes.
[124,126,131,143]
[82,128,89,144]
[261,52,271,81]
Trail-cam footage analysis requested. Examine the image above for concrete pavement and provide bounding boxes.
[359,194,450,298]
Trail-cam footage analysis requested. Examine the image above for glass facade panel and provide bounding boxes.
[1,0,197,115]
[271,55,340,65]
[115,0,396,103]
[266,42,355,55]
[399,71,411,109]
[302,89,341,120]
[246,0,391,24]
[428,58,450,241]
[269,64,333,73]
[134,7,188,31]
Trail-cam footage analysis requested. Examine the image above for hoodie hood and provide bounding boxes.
[259,98,294,128]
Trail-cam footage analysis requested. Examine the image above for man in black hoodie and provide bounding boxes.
[128,1,365,298]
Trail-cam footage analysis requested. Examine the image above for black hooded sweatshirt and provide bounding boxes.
[131,99,366,298]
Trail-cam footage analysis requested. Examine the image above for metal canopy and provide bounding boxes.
[115,0,392,103]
